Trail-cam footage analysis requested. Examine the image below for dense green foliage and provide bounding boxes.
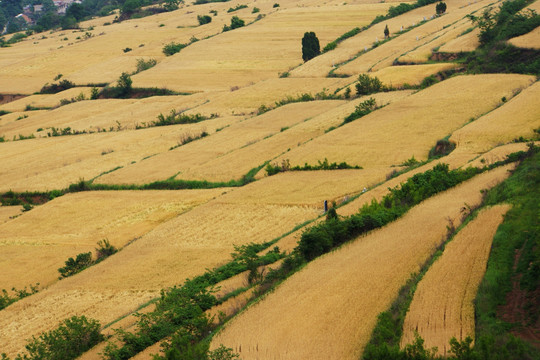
[302,31,320,61]
[2,316,103,360]
[435,1,446,14]
[222,15,244,31]
[297,163,480,261]
[40,79,75,94]
[227,4,247,12]
[361,146,540,360]
[197,14,212,24]
[343,97,378,123]
[473,147,540,360]
[163,42,188,56]
[466,0,540,75]
[0,190,60,206]
[265,158,362,176]
[104,242,281,359]
[428,138,456,159]
[355,74,385,95]
[58,240,117,278]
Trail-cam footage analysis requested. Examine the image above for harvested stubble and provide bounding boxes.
[174,91,412,182]
[96,100,344,185]
[0,197,319,357]
[210,165,514,360]
[0,116,237,192]
[334,0,492,75]
[368,63,458,87]
[450,81,540,154]
[401,204,512,355]
[133,4,389,92]
[438,27,480,53]
[0,87,94,113]
[272,74,535,170]
[0,189,222,290]
[508,26,540,50]
[0,92,214,139]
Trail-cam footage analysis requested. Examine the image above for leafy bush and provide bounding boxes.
[0,284,39,311]
[163,41,187,55]
[265,158,362,176]
[117,72,133,96]
[96,239,117,261]
[40,79,75,94]
[343,97,377,123]
[302,31,320,61]
[223,15,245,31]
[197,14,212,25]
[135,58,157,73]
[6,316,103,360]
[355,74,384,95]
[296,163,481,261]
[163,0,180,11]
[58,252,93,278]
[227,4,247,12]
[428,138,456,158]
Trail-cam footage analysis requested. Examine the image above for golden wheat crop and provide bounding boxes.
[396,19,474,63]
[401,204,511,355]
[369,63,458,87]
[0,197,319,356]
[95,100,345,185]
[0,206,22,224]
[508,26,540,49]
[170,91,412,182]
[0,116,237,191]
[132,4,390,92]
[210,165,514,360]
[438,28,480,52]
[333,0,491,75]
[0,92,217,139]
[0,189,222,290]
[290,4,446,78]
[272,75,535,170]
[0,88,94,112]
[450,81,540,154]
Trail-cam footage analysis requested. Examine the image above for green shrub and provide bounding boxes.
[163,0,180,11]
[96,239,117,261]
[163,41,187,55]
[343,97,377,123]
[227,4,247,12]
[198,15,212,25]
[428,138,456,158]
[40,79,75,94]
[11,316,103,360]
[58,252,93,278]
[252,7,260,13]
[355,74,384,95]
[135,58,157,73]
[0,284,39,311]
[223,15,245,31]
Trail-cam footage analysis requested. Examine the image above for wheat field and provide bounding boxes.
[333,0,491,75]
[272,74,535,169]
[0,194,321,356]
[369,63,458,87]
[95,100,346,185]
[0,190,222,290]
[210,165,514,360]
[438,27,480,52]
[0,116,239,191]
[401,204,511,355]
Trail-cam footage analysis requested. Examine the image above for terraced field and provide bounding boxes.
[1,0,539,358]
[401,204,511,356]
[211,166,514,359]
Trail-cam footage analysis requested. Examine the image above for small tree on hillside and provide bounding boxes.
[197,14,212,25]
[117,72,133,97]
[302,31,320,62]
[384,24,390,38]
[436,1,447,14]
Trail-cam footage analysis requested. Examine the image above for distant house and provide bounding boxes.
[53,0,68,14]
[34,4,44,12]
[15,13,33,25]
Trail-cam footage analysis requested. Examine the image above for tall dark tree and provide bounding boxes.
[66,3,87,21]
[302,31,320,62]
[384,24,389,38]
[436,1,447,14]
